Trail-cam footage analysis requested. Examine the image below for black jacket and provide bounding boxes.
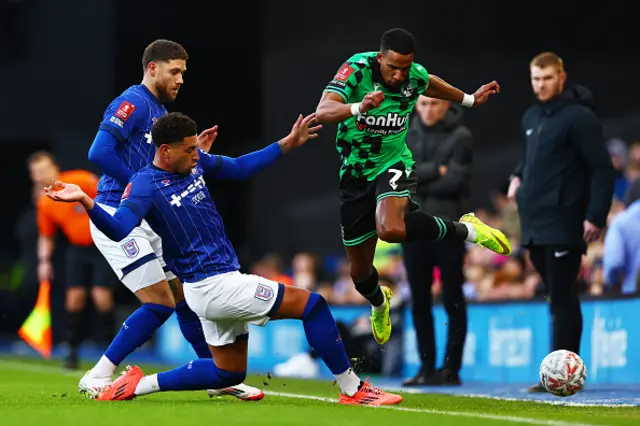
[513,85,614,247]
[407,104,472,221]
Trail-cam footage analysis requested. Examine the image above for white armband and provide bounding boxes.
[350,102,362,116]
[461,93,474,107]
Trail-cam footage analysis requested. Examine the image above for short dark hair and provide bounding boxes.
[142,39,189,71]
[380,28,416,55]
[26,150,57,168]
[151,112,198,147]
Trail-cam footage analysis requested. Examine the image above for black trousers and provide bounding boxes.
[402,239,467,373]
[528,245,583,354]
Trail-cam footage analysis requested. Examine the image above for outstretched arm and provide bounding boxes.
[86,201,140,242]
[203,113,321,180]
[44,181,149,242]
[424,75,500,107]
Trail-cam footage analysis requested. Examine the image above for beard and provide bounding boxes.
[156,82,178,103]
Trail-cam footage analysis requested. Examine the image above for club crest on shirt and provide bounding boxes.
[254,283,274,301]
[401,82,414,97]
[162,179,170,186]
[121,239,139,258]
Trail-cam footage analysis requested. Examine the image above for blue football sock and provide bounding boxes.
[175,301,211,359]
[104,303,174,366]
[302,293,351,375]
[157,359,246,391]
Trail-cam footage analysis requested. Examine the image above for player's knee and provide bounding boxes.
[135,280,176,308]
[302,292,327,322]
[91,287,114,312]
[66,287,87,312]
[376,222,406,243]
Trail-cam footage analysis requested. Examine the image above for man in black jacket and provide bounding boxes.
[508,52,614,392]
[402,96,472,386]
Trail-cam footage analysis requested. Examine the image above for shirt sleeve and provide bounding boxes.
[97,94,146,144]
[323,57,364,102]
[200,143,283,180]
[87,174,153,242]
[119,175,154,221]
[87,130,135,185]
[414,63,430,92]
[603,218,626,286]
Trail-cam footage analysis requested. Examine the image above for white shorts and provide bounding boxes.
[183,271,283,347]
[90,203,177,293]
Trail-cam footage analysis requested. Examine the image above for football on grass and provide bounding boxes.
[539,350,586,397]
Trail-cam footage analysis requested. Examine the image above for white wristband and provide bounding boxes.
[350,102,362,116]
[461,93,474,107]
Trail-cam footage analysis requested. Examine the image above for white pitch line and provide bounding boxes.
[382,386,640,408]
[0,360,607,426]
[264,391,605,426]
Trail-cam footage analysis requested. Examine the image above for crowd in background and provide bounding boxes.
[251,137,640,308]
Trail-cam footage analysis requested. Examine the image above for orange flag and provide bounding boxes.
[18,280,52,359]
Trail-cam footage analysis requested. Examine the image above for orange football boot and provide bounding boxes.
[97,366,144,401]
[339,379,403,406]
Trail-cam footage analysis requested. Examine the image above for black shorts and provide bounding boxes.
[65,244,116,289]
[339,161,419,246]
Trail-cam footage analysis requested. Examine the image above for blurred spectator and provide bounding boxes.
[475,252,539,301]
[607,138,629,201]
[402,96,472,387]
[291,252,333,291]
[330,259,364,305]
[250,253,293,286]
[29,151,117,369]
[628,141,640,166]
[492,180,521,242]
[603,178,640,294]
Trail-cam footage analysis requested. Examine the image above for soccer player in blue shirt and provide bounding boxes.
[46,112,403,406]
[81,39,261,400]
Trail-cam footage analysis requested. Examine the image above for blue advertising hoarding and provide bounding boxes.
[156,297,638,384]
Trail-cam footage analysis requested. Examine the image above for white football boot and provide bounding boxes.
[207,383,265,401]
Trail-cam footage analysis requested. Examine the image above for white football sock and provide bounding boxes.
[91,355,117,379]
[134,374,160,396]
[463,222,477,242]
[335,368,361,397]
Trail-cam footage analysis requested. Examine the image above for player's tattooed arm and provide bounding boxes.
[424,75,500,107]
[316,91,384,124]
[315,92,353,124]
[423,75,466,103]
